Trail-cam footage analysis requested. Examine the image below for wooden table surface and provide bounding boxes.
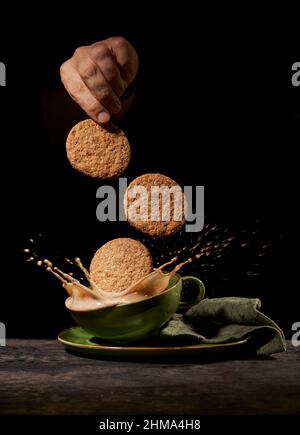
[0,340,299,415]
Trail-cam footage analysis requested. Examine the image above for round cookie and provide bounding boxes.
[90,238,153,293]
[66,119,131,180]
[124,173,186,237]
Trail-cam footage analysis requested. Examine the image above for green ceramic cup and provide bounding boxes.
[68,274,205,344]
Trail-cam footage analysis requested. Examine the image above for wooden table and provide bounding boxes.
[0,340,299,415]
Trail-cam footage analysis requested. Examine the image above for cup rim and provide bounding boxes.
[68,273,182,313]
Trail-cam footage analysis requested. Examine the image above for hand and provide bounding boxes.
[60,37,138,124]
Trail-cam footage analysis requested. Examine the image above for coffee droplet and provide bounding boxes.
[44,259,53,268]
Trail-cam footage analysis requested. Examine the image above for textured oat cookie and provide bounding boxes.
[124,173,186,237]
[90,238,153,293]
[66,119,131,180]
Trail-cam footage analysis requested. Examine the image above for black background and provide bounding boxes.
[0,4,299,338]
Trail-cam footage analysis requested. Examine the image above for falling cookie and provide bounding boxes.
[124,173,186,237]
[90,238,153,293]
[66,119,131,180]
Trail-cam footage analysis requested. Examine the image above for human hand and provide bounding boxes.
[60,37,138,124]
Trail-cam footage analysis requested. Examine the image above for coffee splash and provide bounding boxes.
[23,246,191,312]
[23,221,283,310]
[49,256,191,311]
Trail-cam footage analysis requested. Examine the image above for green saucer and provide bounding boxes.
[58,327,250,361]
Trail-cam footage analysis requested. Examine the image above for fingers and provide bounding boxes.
[76,55,122,115]
[60,60,111,124]
[60,38,139,124]
[90,42,127,96]
[107,37,139,84]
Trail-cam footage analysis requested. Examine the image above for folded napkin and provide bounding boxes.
[160,297,286,355]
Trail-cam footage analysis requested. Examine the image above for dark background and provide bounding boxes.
[0,5,299,338]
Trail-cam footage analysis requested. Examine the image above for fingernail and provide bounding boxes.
[97,111,110,124]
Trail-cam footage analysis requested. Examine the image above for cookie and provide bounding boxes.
[66,119,131,180]
[124,173,185,237]
[90,238,153,292]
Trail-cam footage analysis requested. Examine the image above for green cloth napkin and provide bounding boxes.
[160,297,286,355]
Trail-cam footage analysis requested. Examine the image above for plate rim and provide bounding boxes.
[58,326,249,351]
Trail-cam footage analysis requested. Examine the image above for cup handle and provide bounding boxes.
[179,276,205,311]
